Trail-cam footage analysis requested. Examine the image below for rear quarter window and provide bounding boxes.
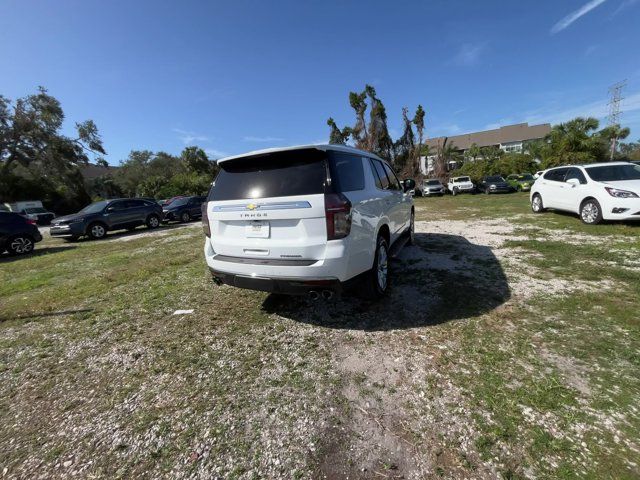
[327,152,365,192]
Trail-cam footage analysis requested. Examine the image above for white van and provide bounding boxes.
[202,145,415,299]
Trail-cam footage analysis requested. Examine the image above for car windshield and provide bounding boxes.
[79,200,109,214]
[426,180,440,185]
[24,207,47,213]
[518,174,534,181]
[454,177,470,183]
[486,176,504,182]
[585,164,640,181]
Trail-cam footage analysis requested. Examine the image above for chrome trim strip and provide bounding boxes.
[212,201,312,212]
[212,254,317,266]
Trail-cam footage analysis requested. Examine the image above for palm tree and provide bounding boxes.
[599,124,630,160]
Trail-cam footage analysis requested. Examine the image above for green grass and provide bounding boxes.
[1,198,639,479]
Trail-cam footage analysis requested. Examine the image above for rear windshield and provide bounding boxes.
[25,207,47,214]
[208,149,327,201]
[585,164,640,181]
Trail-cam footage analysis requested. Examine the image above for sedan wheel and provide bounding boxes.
[180,212,190,223]
[580,199,603,225]
[9,236,34,255]
[89,223,106,239]
[531,194,544,213]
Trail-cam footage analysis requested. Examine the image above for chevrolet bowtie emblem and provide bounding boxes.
[246,203,257,210]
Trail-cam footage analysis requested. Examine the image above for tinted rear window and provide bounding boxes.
[208,149,327,201]
[327,152,364,192]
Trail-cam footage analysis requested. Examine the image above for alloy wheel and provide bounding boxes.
[581,202,599,224]
[149,216,160,228]
[91,224,106,238]
[10,237,33,254]
[377,243,388,291]
[532,195,542,212]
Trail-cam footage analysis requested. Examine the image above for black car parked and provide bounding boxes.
[50,198,163,240]
[162,196,206,223]
[478,175,514,194]
[0,212,43,255]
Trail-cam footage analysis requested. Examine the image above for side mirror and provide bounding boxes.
[403,179,416,192]
[566,178,580,187]
[106,206,115,212]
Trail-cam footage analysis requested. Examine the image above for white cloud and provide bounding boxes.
[551,0,608,34]
[242,136,285,142]
[173,128,210,145]
[204,148,228,159]
[449,43,486,67]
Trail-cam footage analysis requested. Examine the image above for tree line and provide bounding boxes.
[327,85,638,181]
[1,88,218,213]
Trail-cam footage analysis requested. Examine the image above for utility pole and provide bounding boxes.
[607,80,626,160]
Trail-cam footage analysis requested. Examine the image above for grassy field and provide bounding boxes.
[1,193,639,479]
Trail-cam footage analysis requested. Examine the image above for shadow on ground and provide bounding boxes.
[54,222,198,243]
[0,246,77,263]
[262,233,510,331]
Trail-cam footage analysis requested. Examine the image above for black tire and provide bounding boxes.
[452,188,458,197]
[146,214,160,229]
[580,198,603,225]
[531,193,545,213]
[180,211,191,223]
[485,188,490,195]
[361,235,390,300]
[407,211,415,246]
[87,222,107,240]
[7,235,35,255]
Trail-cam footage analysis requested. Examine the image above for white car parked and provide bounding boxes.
[447,176,475,195]
[202,145,415,299]
[530,162,640,224]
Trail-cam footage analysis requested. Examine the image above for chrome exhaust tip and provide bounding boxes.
[308,290,320,300]
[322,290,334,300]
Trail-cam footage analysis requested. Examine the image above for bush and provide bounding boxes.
[450,153,537,182]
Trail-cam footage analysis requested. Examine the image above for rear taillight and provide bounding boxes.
[325,193,352,240]
[26,219,37,225]
[201,203,211,237]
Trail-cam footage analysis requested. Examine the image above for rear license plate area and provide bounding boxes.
[245,220,270,238]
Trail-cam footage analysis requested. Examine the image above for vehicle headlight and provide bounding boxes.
[490,184,497,189]
[605,187,639,198]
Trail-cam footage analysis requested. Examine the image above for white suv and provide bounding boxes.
[447,176,475,195]
[530,162,640,224]
[202,145,415,298]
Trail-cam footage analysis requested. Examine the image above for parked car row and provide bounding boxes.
[1,195,207,256]
[415,174,532,196]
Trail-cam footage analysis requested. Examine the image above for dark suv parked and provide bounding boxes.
[0,212,43,255]
[478,175,514,194]
[50,198,163,240]
[162,196,206,223]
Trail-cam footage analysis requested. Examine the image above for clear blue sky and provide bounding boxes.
[2,0,640,165]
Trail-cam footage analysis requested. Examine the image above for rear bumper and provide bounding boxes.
[209,268,342,295]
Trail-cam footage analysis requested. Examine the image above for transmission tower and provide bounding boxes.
[606,80,626,160]
[607,80,626,127]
